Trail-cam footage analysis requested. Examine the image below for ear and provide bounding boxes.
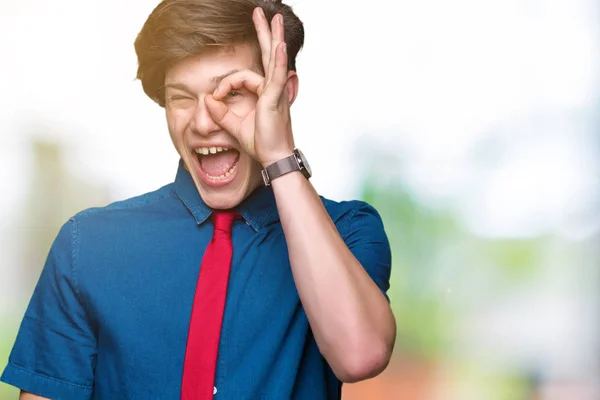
[285,70,299,106]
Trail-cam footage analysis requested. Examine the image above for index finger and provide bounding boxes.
[212,69,264,99]
[253,7,272,75]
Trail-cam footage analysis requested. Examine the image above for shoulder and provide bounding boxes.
[55,183,184,244]
[319,195,385,238]
[320,195,392,294]
[47,183,185,270]
[71,183,178,224]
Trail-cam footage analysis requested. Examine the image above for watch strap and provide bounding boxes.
[261,154,300,186]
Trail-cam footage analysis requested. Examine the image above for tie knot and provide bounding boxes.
[211,211,238,234]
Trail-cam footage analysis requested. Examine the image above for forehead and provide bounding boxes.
[165,44,258,89]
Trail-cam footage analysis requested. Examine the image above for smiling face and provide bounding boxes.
[164,44,264,210]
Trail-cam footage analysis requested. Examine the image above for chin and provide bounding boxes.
[201,191,246,210]
[198,178,261,210]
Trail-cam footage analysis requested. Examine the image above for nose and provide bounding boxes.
[190,101,221,136]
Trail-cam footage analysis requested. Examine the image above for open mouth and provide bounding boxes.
[194,146,240,182]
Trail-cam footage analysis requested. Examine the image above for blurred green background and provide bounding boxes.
[1,0,599,399]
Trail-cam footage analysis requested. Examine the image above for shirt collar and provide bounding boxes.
[172,159,279,231]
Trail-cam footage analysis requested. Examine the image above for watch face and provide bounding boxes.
[295,148,312,177]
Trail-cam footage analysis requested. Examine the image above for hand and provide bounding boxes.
[205,7,296,168]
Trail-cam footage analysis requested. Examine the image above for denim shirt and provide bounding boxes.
[1,161,392,399]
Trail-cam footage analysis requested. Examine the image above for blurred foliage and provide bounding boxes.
[0,322,20,399]
[360,176,548,362]
[362,181,458,359]
[476,239,546,281]
[441,359,534,400]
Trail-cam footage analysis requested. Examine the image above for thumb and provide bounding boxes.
[205,94,241,135]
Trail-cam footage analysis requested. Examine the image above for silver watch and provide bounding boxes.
[261,148,312,186]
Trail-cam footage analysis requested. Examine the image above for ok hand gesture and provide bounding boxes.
[205,7,297,168]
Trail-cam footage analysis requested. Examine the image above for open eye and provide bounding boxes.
[226,91,241,99]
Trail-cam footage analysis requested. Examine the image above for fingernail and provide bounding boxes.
[279,14,284,25]
[282,43,287,54]
[258,8,265,19]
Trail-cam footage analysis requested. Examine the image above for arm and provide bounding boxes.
[0,219,96,399]
[205,10,395,381]
[20,391,50,400]
[272,171,396,383]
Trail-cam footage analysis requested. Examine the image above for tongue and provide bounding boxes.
[199,151,239,176]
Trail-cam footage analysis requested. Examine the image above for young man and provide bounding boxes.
[1,0,396,399]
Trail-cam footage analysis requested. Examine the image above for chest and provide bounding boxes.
[81,223,300,354]
[80,221,332,398]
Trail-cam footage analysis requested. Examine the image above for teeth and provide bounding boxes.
[195,146,230,155]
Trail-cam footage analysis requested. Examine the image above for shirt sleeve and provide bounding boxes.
[341,202,392,300]
[1,218,97,400]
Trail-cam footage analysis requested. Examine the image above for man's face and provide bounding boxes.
[164,44,263,210]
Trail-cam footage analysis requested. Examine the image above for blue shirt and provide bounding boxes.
[1,161,392,399]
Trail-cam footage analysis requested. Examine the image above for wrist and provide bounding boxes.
[269,169,305,188]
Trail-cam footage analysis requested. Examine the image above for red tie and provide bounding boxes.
[181,211,237,399]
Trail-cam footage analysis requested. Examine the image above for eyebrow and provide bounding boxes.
[163,82,193,93]
[209,69,240,84]
[164,69,240,93]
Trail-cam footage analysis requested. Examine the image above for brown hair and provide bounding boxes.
[134,0,304,107]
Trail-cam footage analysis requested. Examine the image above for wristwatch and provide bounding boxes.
[261,148,312,186]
